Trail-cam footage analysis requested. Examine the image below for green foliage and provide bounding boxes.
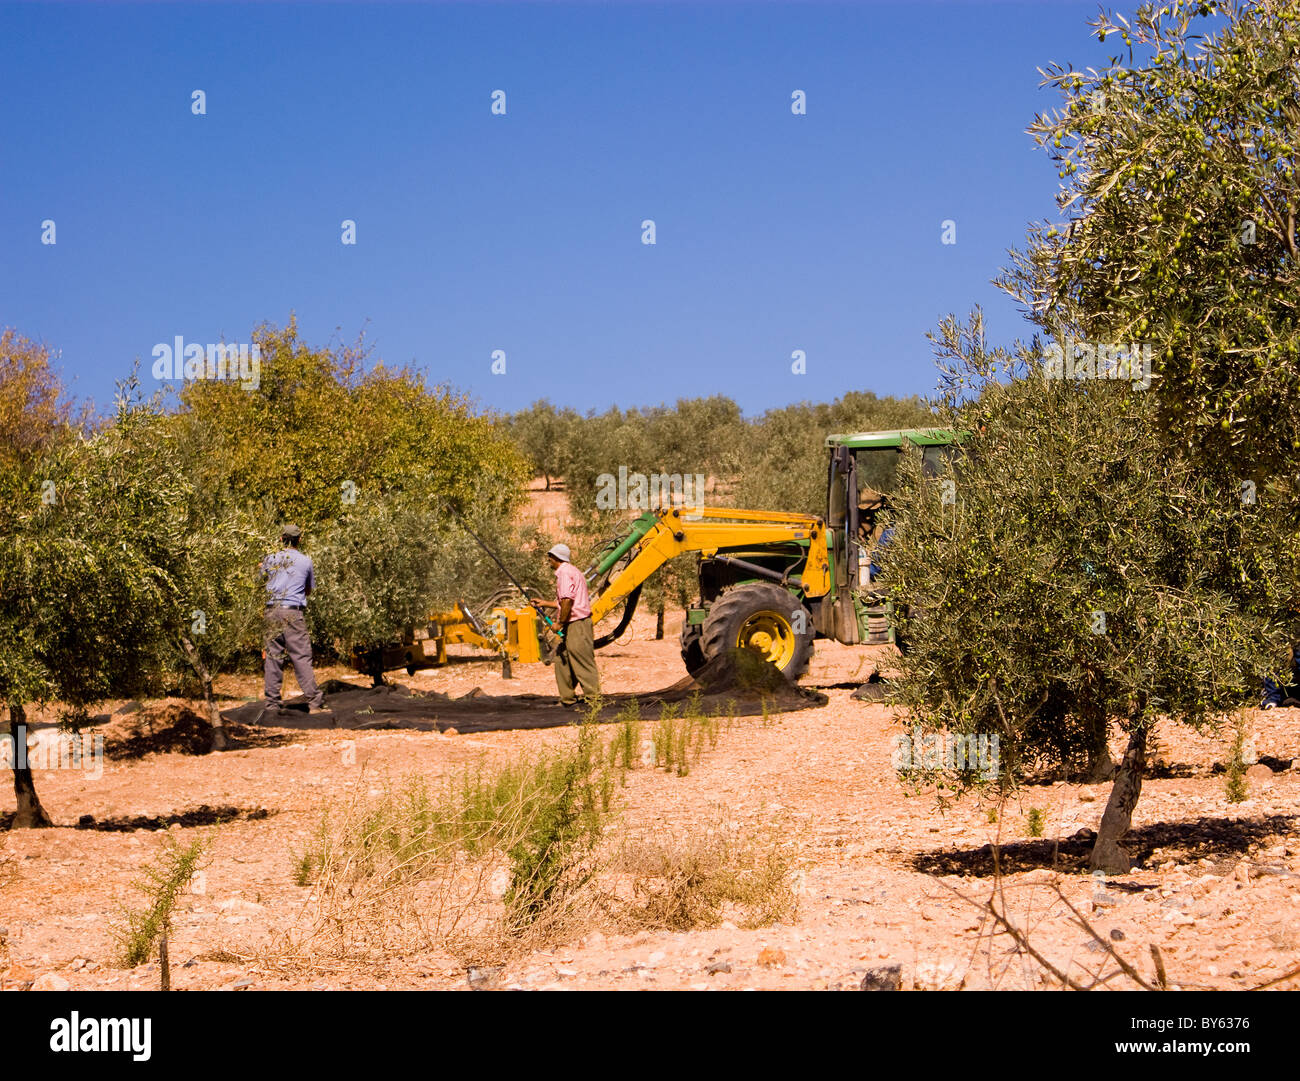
[653,704,678,771]
[293,850,316,888]
[503,722,606,925]
[890,2,1300,866]
[1007,0,1300,480]
[111,833,208,967]
[1026,808,1047,838]
[162,423,276,701]
[1224,715,1249,803]
[0,385,194,713]
[884,316,1287,792]
[650,698,722,774]
[308,495,461,656]
[173,319,534,657]
[610,699,641,772]
[179,317,529,532]
[508,400,581,490]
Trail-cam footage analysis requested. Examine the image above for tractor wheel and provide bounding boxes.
[700,582,814,680]
[680,620,707,676]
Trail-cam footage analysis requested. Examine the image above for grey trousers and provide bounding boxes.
[263,607,324,708]
[554,617,601,705]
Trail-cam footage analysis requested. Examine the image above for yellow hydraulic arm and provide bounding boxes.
[590,506,830,625]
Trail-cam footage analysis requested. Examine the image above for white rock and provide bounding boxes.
[913,960,962,991]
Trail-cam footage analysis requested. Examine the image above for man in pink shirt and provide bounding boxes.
[534,543,601,707]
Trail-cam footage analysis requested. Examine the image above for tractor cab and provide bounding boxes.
[820,429,962,645]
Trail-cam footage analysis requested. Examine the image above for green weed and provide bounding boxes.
[111,833,208,971]
[1225,715,1249,803]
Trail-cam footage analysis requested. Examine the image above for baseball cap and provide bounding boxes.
[547,543,571,563]
[281,524,302,539]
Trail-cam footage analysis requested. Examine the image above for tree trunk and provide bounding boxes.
[655,603,665,641]
[8,703,53,829]
[202,677,228,752]
[181,636,228,752]
[1090,724,1147,873]
[1085,714,1116,782]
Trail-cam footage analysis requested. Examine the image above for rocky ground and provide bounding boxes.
[2,619,1298,992]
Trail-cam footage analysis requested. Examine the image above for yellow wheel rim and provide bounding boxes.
[736,610,797,669]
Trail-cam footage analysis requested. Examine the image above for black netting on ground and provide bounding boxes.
[222,651,827,734]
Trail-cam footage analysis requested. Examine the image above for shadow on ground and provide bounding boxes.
[909,814,1300,876]
[74,805,273,832]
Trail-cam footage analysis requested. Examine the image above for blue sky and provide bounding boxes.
[1,0,1116,417]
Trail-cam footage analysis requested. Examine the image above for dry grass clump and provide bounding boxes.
[286,723,611,961]
[613,821,800,932]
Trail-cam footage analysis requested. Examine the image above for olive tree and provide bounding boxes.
[884,317,1290,871]
[884,0,1300,871]
[509,400,580,491]
[176,320,530,677]
[2,393,190,827]
[180,318,529,528]
[164,498,272,751]
[1007,0,1300,480]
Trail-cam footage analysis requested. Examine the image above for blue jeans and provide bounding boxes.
[1262,645,1300,707]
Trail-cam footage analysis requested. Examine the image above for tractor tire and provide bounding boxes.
[680,620,707,676]
[700,582,814,680]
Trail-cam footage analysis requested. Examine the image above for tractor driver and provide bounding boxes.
[857,485,891,582]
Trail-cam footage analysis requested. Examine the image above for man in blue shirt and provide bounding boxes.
[260,524,326,714]
[1262,642,1300,709]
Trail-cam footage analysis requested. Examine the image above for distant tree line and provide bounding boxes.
[507,390,933,515]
